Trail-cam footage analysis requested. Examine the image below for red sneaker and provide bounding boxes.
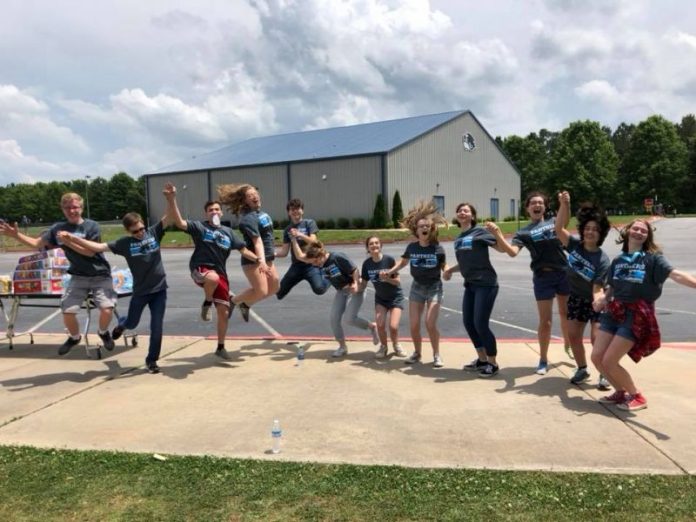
[598,389,626,404]
[617,392,647,411]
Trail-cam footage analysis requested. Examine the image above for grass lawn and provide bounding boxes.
[0,446,694,521]
[0,215,660,251]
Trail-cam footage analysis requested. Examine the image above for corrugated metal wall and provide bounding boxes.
[289,156,382,220]
[211,165,287,221]
[147,172,210,223]
[387,113,520,222]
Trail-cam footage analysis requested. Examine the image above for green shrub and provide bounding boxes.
[316,219,326,229]
[352,217,366,229]
[503,215,517,222]
[279,219,290,229]
[325,218,336,229]
[337,217,350,229]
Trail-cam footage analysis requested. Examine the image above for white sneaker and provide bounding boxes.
[375,345,388,359]
[433,355,444,368]
[331,346,348,358]
[393,344,406,357]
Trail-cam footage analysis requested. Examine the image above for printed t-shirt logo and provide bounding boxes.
[203,229,231,250]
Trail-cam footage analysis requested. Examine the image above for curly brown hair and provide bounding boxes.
[400,200,447,244]
[304,240,329,260]
[217,184,255,215]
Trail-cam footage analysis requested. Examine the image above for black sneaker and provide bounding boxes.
[112,324,125,341]
[146,362,161,374]
[239,302,250,322]
[478,363,499,378]
[58,335,81,356]
[463,358,487,371]
[228,293,236,318]
[99,330,115,351]
[215,347,232,360]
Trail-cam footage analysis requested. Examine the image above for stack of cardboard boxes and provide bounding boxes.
[12,249,70,295]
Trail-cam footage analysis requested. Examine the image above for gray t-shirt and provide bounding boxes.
[512,217,568,274]
[239,210,275,266]
[186,220,245,277]
[361,254,403,302]
[322,252,356,290]
[43,219,111,277]
[453,226,498,286]
[401,242,446,285]
[565,235,610,300]
[283,218,319,264]
[108,222,167,296]
[608,251,673,303]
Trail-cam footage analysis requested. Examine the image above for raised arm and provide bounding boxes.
[555,191,571,247]
[0,221,45,250]
[163,182,187,230]
[484,221,521,257]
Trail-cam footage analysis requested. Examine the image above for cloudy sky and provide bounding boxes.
[2,0,695,184]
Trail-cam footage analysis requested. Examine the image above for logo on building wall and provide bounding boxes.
[462,132,476,151]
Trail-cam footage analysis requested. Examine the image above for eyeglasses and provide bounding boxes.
[130,226,146,234]
[62,205,82,210]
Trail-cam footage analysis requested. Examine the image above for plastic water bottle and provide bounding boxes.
[271,419,282,454]
[211,214,221,227]
[296,346,305,366]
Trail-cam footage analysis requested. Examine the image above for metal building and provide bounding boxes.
[144,110,520,224]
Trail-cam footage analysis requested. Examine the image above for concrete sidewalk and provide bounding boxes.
[0,334,694,475]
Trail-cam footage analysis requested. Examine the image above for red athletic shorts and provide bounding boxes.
[191,267,230,306]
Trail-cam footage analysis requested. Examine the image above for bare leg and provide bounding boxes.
[536,299,554,362]
[424,300,441,357]
[409,300,424,354]
[567,319,588,367]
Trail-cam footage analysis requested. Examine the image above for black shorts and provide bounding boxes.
[375,295,405,310]
[567,293,600,323]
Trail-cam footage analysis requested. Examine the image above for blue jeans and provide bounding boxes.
[277,262,330,300]
[462,284,499,357]
[330,289,370,342]
[120,288,167,364]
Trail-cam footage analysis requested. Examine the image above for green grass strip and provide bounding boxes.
[0,445,694,521]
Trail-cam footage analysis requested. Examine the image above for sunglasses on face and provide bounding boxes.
[130,226,146,234]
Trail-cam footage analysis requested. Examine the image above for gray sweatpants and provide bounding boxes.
[330,288,370,342]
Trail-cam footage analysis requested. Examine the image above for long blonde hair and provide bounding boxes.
[217,184,255,215]
[400,200,447,244]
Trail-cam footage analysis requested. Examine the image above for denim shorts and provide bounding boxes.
[533,270,570,301]
[375,295,405,310]
[409,280,443,304]
[599,309,636,341]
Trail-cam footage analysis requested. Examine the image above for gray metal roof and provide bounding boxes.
[152,110,467,174]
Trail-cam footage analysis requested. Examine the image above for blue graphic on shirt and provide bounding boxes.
[128,236,160,257]
[530,223,556,242]
[409,253,438,269]
[365,268,381,283]
[613,253,646,284]
[258,213,272,228]
[202,229,231,251]
[454,236,473,251]
[568,251,595,282]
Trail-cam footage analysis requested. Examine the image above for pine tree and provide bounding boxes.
[371,194,388,228]
[391,190,404,228]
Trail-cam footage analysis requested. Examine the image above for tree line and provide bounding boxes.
[2,113,694,224]
[496,114,696,214]
[0,173,147,224]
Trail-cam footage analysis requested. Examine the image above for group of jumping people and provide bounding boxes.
[1,184,695,413]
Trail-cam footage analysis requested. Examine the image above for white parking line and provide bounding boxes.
[249,308,281,338]
[656,306,696,316]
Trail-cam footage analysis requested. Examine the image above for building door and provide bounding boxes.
[433,195,445,216]
[490,198,499,221]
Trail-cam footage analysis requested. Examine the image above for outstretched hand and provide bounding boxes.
[484,221,501,235]
[558,191,570,205]
[0,221,19,238]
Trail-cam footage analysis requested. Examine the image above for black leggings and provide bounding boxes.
[462,284,499,357]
